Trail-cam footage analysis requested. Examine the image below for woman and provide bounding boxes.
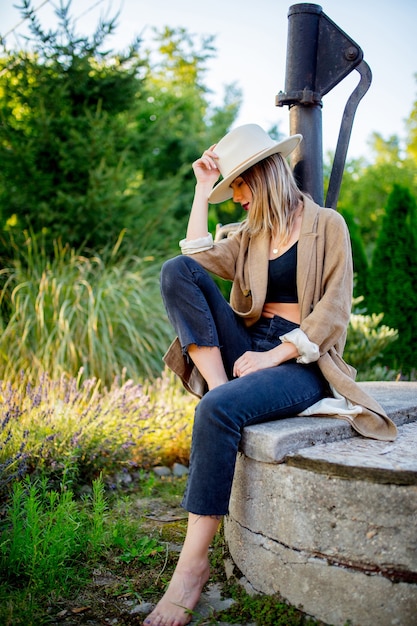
[144,124,396,626]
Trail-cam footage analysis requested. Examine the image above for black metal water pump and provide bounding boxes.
[276,3,372,208]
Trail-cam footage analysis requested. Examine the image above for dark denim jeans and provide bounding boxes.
[160,255,327,515]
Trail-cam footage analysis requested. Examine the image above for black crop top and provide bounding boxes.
[264,242,298,303]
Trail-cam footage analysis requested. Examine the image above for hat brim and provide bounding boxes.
[208,134,302,204]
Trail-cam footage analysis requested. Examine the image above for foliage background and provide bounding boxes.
[0,0,416,383]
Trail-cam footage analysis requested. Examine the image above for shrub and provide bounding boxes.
[0,370,195,497]
[345,298,398,380]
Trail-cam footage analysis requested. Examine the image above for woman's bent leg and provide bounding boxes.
[160,256,252,379]
[143,363,326,625]
[182,362,327,516]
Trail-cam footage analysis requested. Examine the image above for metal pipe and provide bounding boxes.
[290,104,323,205]
[277,3,324,204]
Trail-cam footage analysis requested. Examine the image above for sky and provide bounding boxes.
[1,0,416,161]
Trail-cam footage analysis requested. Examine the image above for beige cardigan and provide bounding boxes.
[164,195,397,442]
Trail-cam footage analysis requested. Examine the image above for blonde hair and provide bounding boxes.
[240,153,303,242]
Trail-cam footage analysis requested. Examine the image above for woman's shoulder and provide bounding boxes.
[319,206,347,227]
[303,196,347,232]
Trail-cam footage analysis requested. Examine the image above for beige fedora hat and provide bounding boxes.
[208,124,302,204]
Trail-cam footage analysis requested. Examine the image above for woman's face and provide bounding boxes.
[230,176,252,211]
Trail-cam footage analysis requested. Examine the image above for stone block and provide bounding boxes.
[225,518,417,626]
[225,382,417,626]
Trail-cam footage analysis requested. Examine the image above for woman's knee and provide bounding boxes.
[161,256,185,299]
[194,387,241,437]
[160,255,181,283]
[160,255,198,292]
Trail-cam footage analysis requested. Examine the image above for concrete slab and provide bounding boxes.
[288,420,417,485]
[241,381,417,463]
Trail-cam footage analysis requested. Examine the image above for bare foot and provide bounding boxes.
[143,559,210,626]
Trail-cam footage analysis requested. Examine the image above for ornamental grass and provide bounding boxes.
[0,230,173,386]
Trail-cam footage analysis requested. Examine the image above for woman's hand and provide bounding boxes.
[233,342,300,377]
[233,351,276,377]
[192,145,220,187]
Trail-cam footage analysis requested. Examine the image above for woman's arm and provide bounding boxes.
[186,146,220,241]
[179,145,242,278]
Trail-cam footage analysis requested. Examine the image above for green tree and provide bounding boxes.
[337,135,416,257]
[335,76,417,259]
[129,26,241,257]
[405,72,417,166]
[367,184,417,375]
[0,2,242,260]
[405,75,417,236]
[0,0,146,255]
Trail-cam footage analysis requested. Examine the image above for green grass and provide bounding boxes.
[0,232,404,388]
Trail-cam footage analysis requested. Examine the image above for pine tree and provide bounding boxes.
[340,208,369,299]
[367,184,417,375]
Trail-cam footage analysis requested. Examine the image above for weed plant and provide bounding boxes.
[0,442,329,626]
[217,583,323,625]
[0,473,184,625]
[1,477,98,592]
